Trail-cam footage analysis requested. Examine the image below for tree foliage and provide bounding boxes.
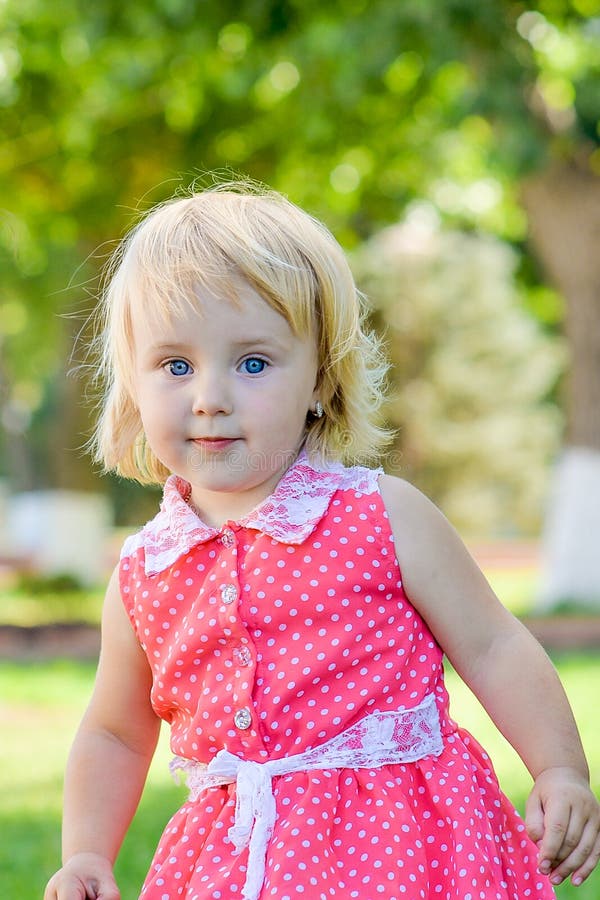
[354,221,564,533]
[0,0,598,502]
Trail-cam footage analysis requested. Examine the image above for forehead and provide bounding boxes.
[121,197,319,334]
[129,279,312,349]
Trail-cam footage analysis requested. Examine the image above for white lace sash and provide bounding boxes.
[170,694,443,900]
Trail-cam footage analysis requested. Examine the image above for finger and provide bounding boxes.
[55,874,91,900]
[91,879,120,900]
[525,791,545,845]
[548,807,587,868]
[83,879,100,899]
[58,880,88,900]
[537,799,573,874]
[565,826,600,887]
[545,818,599,886]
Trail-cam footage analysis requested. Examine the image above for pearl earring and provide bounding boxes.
[314,401,324,418]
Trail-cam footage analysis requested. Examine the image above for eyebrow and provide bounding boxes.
[232,335,292,350]
[146,335,291,354]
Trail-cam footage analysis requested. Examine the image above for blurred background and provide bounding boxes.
[1,0,600,609]
[1,2,600,895]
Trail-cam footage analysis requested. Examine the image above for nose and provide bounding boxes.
[191,369,233,416]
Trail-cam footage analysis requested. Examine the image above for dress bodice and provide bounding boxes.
[119,452,450,763]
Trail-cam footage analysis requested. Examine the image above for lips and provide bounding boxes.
[191,437,238,451]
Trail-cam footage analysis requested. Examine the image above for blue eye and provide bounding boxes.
[242,357,267,375]
[167,359,191,376]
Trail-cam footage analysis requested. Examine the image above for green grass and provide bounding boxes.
[1,656,599,899]
[446,655,600,899]
[0,587,104,626]
[0,661,183,898]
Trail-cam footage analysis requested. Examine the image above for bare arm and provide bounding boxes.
[380,474,600,887]
[44,566,161,899]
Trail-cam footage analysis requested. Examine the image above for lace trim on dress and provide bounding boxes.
[240,454,381,542]
[121,451,383,575]
[170,694,443,900]
[120,476,219,575]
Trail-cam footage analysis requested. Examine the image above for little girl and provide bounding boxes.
[45,182,599,900]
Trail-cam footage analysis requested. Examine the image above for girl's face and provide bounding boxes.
[132,282,320,527]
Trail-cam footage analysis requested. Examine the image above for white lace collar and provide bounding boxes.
[122,451,382,576]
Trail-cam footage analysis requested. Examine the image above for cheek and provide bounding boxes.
[137,389,173,435]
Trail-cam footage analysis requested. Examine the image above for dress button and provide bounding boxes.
[220,583,238,605]
[221,528,235,548]
[233,646,252,667]
[234,707,252,730]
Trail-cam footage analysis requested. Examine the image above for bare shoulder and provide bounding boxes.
[378,471,484,589]
[378,473,455,558]
[378,472,438,518]
[378,473,515,664]
[378,473,462,595]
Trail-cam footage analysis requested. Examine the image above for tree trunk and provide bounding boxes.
[521,158,600,609]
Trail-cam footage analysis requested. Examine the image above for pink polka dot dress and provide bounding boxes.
[119,452,555,900]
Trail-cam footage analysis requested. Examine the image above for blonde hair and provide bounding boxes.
[93,180,390,483]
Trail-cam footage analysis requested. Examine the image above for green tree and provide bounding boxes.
[1,0,598,599]
[354,222,564,535]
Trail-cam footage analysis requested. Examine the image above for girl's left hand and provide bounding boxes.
[526,766,600,886]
